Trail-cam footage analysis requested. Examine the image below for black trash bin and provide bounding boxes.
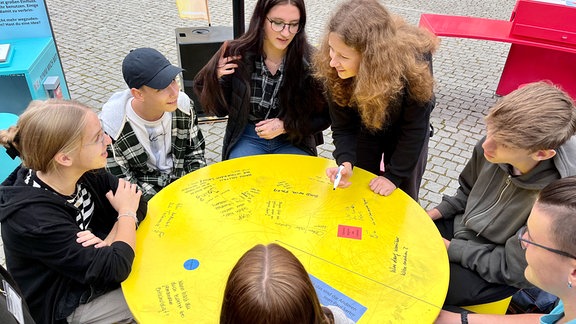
[176,26,233,119]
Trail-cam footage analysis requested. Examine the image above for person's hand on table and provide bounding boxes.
[255,118,286,139]
[369,176,397,196]
[427,208,443,220]
[326,162,353,188]
[77,230,108,248]
[217,41,241,79]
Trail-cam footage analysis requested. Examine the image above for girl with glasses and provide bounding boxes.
[194,0,330,160]
[313,0,438,201]
[436,176,576,324]
[0,99,146,324]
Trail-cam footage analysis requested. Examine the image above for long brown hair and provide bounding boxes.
[194,0,326,143]
[0,99,90,173]
[220,243,331,324]
[313,0,438,131]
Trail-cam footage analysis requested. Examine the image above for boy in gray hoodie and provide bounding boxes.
[427,81,576,307]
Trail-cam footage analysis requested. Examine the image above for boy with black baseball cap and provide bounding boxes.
[100,47,206,201]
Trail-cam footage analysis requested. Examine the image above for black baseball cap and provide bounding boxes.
[122,48,183,89]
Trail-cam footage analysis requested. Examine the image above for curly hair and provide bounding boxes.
[313,0,438,131]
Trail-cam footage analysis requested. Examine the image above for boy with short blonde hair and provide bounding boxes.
[428,81,576,307]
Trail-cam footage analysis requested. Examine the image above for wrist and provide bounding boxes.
[430,208,442,220]
[461,311,468,324]
[117,211,138,228]
[342,162,353,171]
[277,119,286,134]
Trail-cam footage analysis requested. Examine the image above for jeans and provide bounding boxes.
[229,123,310,159]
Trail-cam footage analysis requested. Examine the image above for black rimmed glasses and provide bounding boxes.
[266,17,300,34]
[517,225,576,259]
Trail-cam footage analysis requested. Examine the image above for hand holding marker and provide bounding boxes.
[333,165,345,190]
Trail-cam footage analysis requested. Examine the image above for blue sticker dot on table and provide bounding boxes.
[183,259,200,270]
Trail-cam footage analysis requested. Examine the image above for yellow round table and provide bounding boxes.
[122,155,448,323]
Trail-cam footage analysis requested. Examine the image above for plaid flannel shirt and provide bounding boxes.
[106,108,206,201]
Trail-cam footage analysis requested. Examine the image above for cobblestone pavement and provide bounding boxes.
[0,0,517,266]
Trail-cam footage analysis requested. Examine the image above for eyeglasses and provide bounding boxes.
[83,130,108,146]
[266,17,300,34]
[517,226,576,259]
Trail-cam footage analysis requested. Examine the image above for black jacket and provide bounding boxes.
[0,167,146,324]
[330,53,435,190]
[330,90,434,185]
[195,50,330,160]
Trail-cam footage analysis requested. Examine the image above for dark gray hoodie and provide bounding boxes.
[436,136,576,288]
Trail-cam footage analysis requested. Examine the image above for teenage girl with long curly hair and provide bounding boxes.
[313,0,438,201]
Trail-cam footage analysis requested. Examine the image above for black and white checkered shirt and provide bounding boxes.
[24,169,94,230]
[249,56,285,122]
